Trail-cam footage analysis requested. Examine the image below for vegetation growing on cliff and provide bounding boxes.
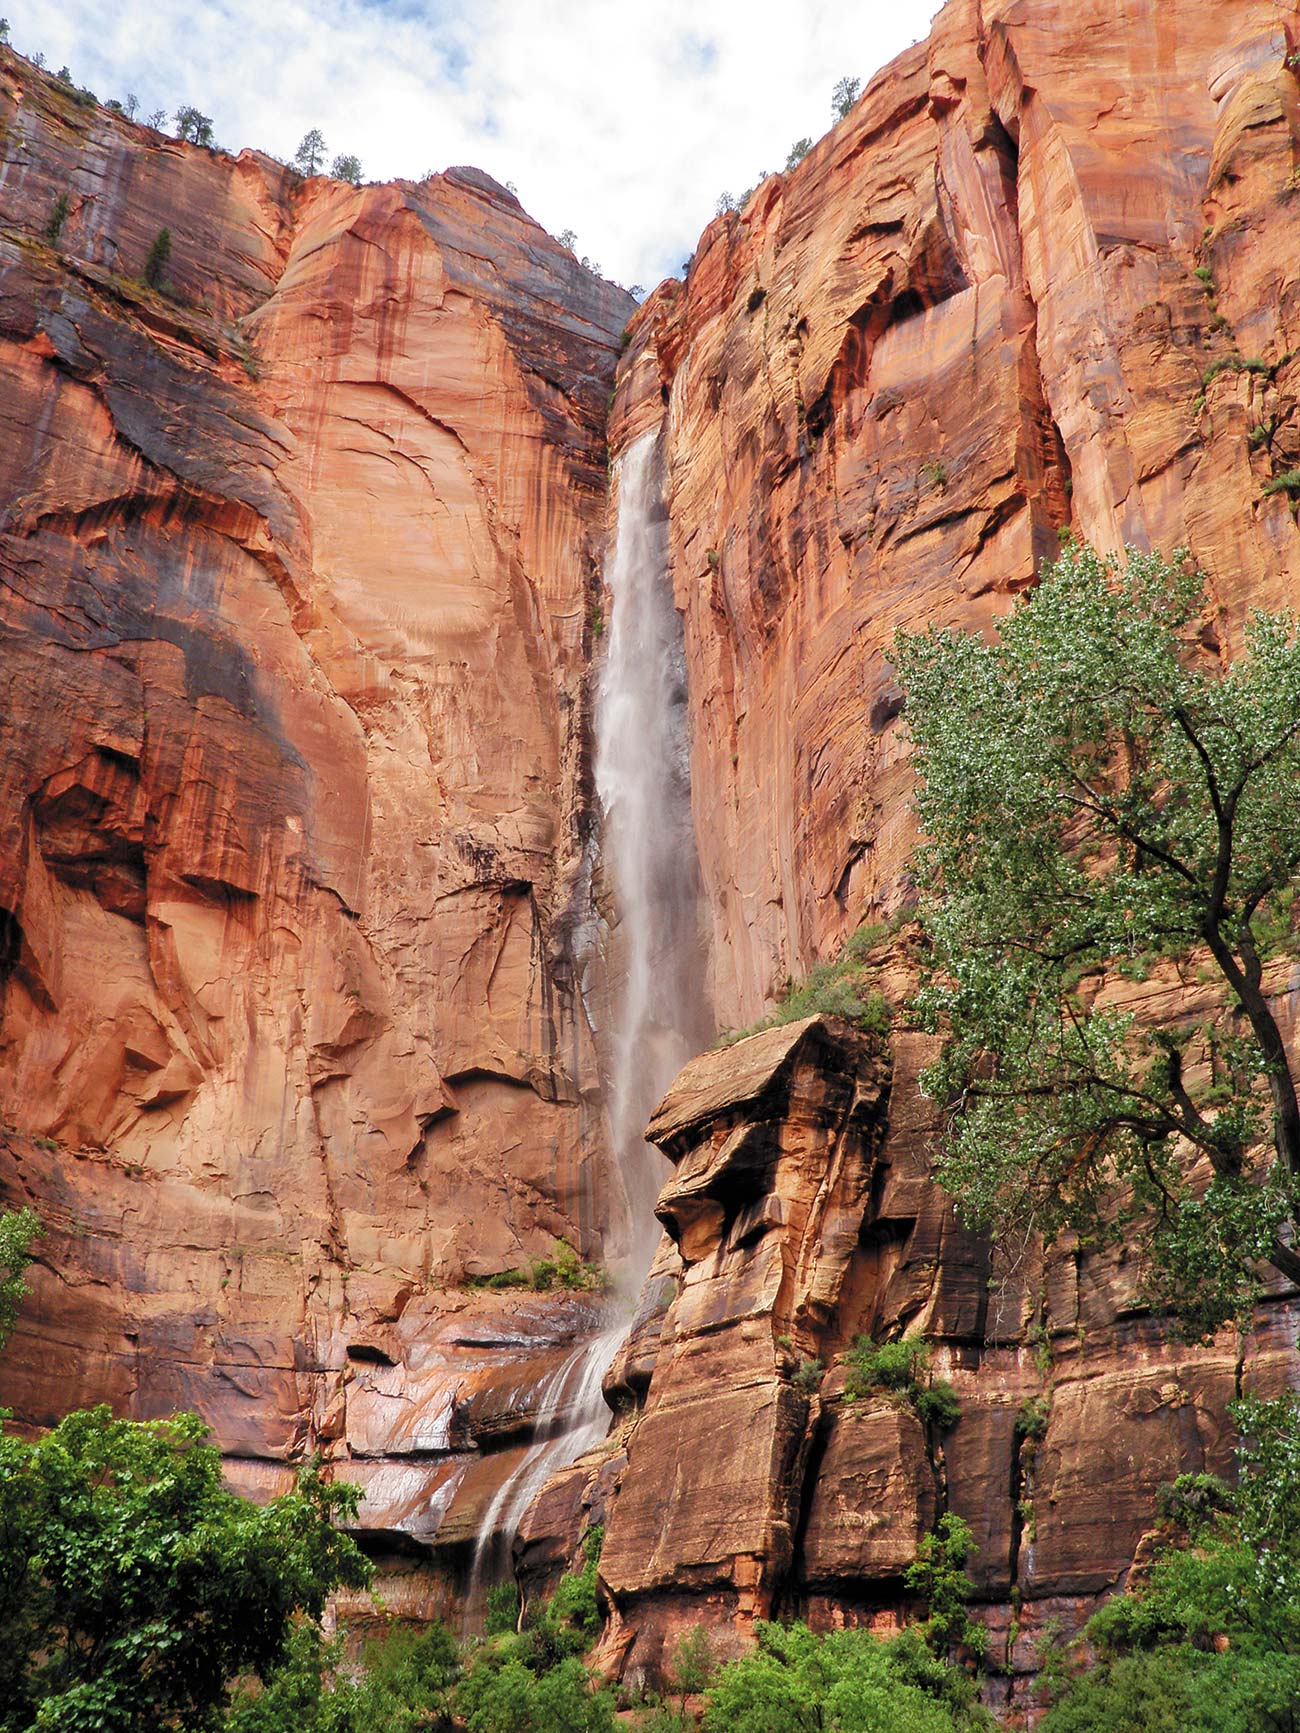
[1040,1392,1300,1731]
[894,542,1300,1337]
[716,921,895,1048]
[843,1335,961,1432]
[467,1240,608,1293]
[0,1206,38,1350]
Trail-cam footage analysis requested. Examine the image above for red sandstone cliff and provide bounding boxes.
[0,50,632,1616]
[592,0,1300,1716]
[2,0,1300,1716]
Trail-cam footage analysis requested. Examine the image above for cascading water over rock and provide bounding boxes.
[465,431,710,1609]
[594,431,713,1276]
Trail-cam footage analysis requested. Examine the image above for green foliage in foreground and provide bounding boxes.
[455,1529,614,1732]
[700,1623,992,1733]
[0,1406,371,1733]
[717,922,895,1047]
[894,542,1300,1337]
[0,1205,39,1351]
[1042,1392,1300,1732]
[843,1336,961,1432]
[226,1619,460,1733]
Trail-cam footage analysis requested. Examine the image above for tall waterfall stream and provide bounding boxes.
[466,431,710,1608]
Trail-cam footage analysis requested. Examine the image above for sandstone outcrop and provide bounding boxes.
[591,1009,1299,1717]
[593,0,1300,1713]
[0,48,632,1596]
[3,0,1300,1715]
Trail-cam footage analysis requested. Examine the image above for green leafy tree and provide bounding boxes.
[0,1406,372,1731]
[0,20,10,45]
[700,1622,990,1732]
[454,1527,614,1732]
[832,76,861,119]
[226,1618,459,1733]
[893,543,1300,1337]
[174,105,214,146]
[294,129,327,175]
[905,1515,987,1659]
[0,1206,38,1350]
[784,137,812,171]
[330,154,362,185]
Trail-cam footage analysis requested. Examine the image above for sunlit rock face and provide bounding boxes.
[3,0,1300,1701]
[593,0,1300,1713]
[614,0,1300,1034]
[0,55,632,1569]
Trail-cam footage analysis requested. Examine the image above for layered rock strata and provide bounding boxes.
[0,49,632,1588]
[590,1009,1298,1718]
[592,0,1300,1714]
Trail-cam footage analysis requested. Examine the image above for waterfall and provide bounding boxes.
[467,1323,627,1603]
[594,431,712,1275]
[464,429,708,1612]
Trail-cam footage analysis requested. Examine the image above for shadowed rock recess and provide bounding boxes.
[1,0,1300,1714]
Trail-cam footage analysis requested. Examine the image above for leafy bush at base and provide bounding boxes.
[1042,1393,1300,1732]
[0,1405,371,1733]
[699,1623,992,1732]
[454,1526,613,1732]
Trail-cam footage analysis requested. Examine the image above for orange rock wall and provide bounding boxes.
[594,0,1300,1715]
[614,0,1300,1030]
[0,54,631,1508]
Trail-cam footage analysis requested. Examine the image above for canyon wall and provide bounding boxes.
[0,50,634,1613]
[1,0,1300,1717]
[591,0,1300,1717]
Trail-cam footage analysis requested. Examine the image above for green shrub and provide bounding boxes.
[1015,1396,1050,1442]
[144,226,172,288]
[915,1382,963,1431]
[1262,469,1300,497]
[454,1528,614,1733]
[0,1406,371,1731]
[791,1356,824,1394]
[1042,1393,1300,1731]
[485,1581,521,1636]
[0,1206,38,1349]
[844,1335,961,1431]
[906,1515,987,1659]
[1154,1471,1231,1530]
[469,1241,607,1293]
[700,1622,991,1732]
[717,921,896,1048]
[43,192,69,244]
[845,1335,931,1397]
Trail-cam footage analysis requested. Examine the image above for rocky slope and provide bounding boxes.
[0,49,632,1616]
[1,0,1300,1717]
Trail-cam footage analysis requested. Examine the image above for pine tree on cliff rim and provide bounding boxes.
[892,541,1300,1339]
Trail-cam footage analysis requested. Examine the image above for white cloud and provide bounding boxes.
[16,0,940,290]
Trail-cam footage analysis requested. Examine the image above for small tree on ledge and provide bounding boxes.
[293,128,327,175]
[893,541,1300,1338]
